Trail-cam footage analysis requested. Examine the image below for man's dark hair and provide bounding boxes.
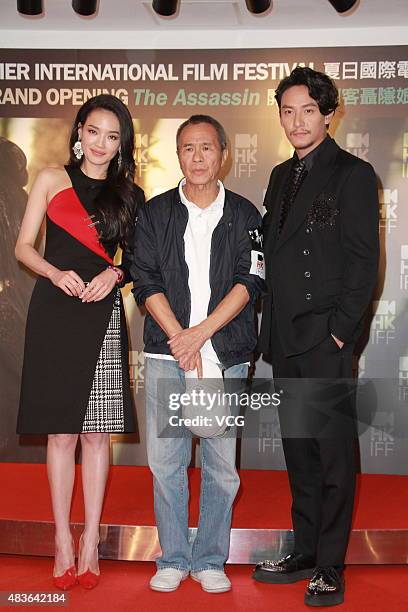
[275,67,339,116]
[176,114,228,151]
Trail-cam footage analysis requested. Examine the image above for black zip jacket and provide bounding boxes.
[130,186,264,368]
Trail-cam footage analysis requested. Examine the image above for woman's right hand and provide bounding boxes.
[48,269,85,297]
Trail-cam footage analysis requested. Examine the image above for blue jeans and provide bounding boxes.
[145,357,248,572]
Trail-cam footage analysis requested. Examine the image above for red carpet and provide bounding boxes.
[0,463,407,529]
[0,555,407,612]
[1,464,407,609]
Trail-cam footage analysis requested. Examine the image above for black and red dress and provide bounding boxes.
[17,165,143,434]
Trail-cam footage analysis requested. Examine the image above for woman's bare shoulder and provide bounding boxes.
[33,166,71,202]
[36,166,67,183]
[34,166,71,199]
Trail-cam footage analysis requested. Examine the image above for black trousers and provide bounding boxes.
[270,316,357,569]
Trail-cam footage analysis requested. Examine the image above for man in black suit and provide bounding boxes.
[253,67,379,607]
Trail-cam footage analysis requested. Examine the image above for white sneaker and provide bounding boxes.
[191,569,232,593]
[149,568,189,592]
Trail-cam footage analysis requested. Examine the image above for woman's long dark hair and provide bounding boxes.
[68,94,136,249]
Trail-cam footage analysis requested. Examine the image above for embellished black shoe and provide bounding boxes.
[305,567,345,607]
[252,553,316,584]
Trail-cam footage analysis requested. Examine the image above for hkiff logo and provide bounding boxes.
[129,350,145,392]
[234,133,258,178]
[134,133,151,176]
[370,411,395,457]
[399,356,408,402]
[378,188,398,234]
[370,300,396,345]
[346,132,370,162]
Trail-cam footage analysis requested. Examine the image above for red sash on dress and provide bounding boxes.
[47,187,114,265]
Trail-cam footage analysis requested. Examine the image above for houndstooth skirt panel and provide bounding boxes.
[82,290,125,433]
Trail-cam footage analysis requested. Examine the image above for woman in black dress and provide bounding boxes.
[15,95,143,589]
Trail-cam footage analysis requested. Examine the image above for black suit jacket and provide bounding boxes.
[258,136,380,357]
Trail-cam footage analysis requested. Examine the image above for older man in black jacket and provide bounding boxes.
[254,68,379,607]
[131,115,264,594]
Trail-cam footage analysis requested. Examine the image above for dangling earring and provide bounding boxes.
[117,149,122,168]
[73,139,83,160]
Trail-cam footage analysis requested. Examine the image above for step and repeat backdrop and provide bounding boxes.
[1,46,407,472]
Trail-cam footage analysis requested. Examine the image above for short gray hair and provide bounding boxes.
[176,114,228,151]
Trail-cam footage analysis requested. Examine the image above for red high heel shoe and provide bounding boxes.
[53,536,77,590]
[53,566,77,590]
[77,568,99,589]
[77,534,100,589]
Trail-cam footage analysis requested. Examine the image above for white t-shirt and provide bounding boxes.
[145,179,224,363]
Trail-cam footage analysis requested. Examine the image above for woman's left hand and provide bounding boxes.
[81,268,118,302]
